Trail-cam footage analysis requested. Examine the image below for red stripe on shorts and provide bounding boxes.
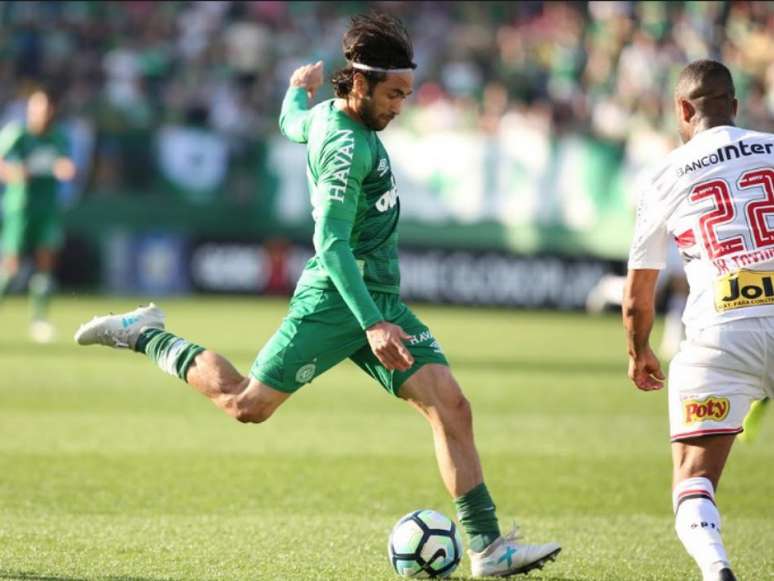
[671,427,743,442]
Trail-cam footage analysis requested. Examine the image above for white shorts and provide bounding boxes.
[668,317,774,442]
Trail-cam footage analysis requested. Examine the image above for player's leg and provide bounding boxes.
[75,303,291,422]
[667,321,766,581]
[23,211,63,341]
[672,436,737,581]
[398,365,560,577]
[351,295,560,576]
[400,366,483,494]
[0,253,20,301]
[76,288,365,422]
[184,350,290,423]
[28,246,57,342]
[398,366,486,528]
[0,213,25,301]
[179,286,368,420]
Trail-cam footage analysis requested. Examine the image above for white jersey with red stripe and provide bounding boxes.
[629,125,774,334]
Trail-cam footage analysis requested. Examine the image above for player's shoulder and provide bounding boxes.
[668,125,773,180]
[0,121,24,148]
[321,102,373,142]
[312,102,375,164]
[734,126,774,143]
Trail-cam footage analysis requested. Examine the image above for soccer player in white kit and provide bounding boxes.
[623,59,774,581]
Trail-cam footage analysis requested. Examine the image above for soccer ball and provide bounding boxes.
[388,509,463,578]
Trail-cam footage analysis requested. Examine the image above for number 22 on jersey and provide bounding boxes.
[689,167,774,260]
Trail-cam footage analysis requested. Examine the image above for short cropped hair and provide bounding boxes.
[675,60,735,116]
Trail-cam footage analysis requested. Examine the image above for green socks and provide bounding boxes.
[134,328,205,381]
[454,482,501,553]
[29,272,53,321]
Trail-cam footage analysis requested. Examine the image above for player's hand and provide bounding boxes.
[53,158,76,181]
[366,321,415,372]
[289,60,324,101]
[0,161,27,184]
[628,347,665,391]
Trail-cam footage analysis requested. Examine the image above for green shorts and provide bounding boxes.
[250,287,448,396]
[1,210,63,256]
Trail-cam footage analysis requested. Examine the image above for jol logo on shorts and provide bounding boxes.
[683,397,730,424]
[715,270,774,312]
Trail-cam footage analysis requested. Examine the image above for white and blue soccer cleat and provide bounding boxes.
[469,528,561,577]
[74,303,165,349]
[704,562,737,581]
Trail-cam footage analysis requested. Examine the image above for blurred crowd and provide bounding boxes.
[0,1,772,197]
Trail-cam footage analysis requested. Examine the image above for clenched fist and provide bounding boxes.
[289,60,324,101]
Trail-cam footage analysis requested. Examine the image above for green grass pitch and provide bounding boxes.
[0,296,771,580]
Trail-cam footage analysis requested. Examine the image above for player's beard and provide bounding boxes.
[358,98,393,131]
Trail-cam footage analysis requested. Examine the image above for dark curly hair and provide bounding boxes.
[331,12,417,98]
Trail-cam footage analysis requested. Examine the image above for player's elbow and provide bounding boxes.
[315,240,347,268]
[278,117,306,144]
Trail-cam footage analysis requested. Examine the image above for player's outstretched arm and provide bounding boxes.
[623,268,665,391]
[0,123,26,184]
[279,61,324,143]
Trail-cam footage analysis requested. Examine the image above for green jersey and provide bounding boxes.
[279,87,401,330]
[0,122,68,214]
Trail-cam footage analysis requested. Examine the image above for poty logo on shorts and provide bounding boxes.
[683,397,730,424]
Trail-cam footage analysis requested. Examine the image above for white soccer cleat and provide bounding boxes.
[703,562,737,581]
[74,303,165,350]
[469,529,561,577]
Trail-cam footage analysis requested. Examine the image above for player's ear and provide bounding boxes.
[679,98,695,124]
[731,98,738,118]
[351,72,369,99]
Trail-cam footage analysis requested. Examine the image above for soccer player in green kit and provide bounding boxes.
[0,87,75,342]
[75,14,560,576]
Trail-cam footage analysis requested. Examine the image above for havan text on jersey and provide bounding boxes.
[326,129,356,203]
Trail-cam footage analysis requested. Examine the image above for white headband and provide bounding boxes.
[351,62,414,73]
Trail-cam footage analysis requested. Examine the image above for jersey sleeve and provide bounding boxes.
[279,87,312,144]
[313,129,383,329]
[628,184,668,270]
[0,123,23,161]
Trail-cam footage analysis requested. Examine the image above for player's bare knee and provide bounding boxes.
[447,394,473,430]
[232,388,277,424]
[671,438,729,487]
[431,390,472,434]
[233,401,274,424]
